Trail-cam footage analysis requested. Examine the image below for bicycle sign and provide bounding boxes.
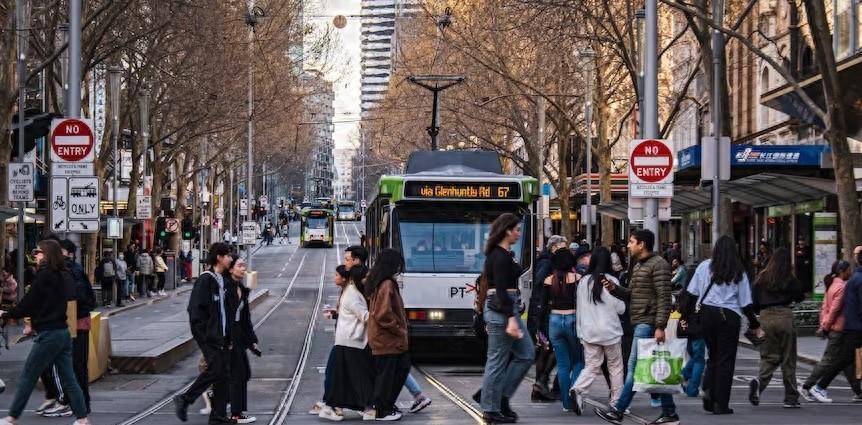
[51,178,69,232]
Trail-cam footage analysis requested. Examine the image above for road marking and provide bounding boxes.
[276,273,282,278]
[414,366,485,424]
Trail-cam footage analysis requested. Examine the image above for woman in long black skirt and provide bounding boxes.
[320,266,374,421]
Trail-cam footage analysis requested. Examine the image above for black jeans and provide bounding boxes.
[72,330,90,412]
[156,272,166,291]
[229,347,251,416]
[372,353,410,416]
[184,343,230,419]
[701,305,741,410]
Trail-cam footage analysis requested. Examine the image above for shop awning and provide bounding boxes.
[597,173,836,217]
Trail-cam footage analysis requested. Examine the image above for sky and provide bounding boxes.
[308,0,362,150]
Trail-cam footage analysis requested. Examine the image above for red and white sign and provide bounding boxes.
[629,139,674,198]
[50,118,95,163]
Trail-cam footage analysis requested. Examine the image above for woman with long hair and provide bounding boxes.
[570,247,626,415]
[225,254,259,424]
[749,247,805,408]
[684,235,761,415]
[321,265,375,421]
[479,213,534,423]
[365,249,410,421]
[541,248,583,413]
[0,240,91,425]
[799,260,862,402]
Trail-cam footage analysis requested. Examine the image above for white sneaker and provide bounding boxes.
[160,290,168,296]
[798,385,814,402]
[362,409,377,420]
[43,404,72,417]
[72,419,91,425]
[199,406,212,415]
[0,378,4,394]
[408,395,431,413]
[309,401,325,415]
[36,399,57,414]
[234,415,257,424]
[376,411,402,421]
[810,386,833,403]
[0,416,16,425]
[319,405,344,421]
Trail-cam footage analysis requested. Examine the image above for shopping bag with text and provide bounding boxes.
[633,337,686,394]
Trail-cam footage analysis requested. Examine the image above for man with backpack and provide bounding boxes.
[96,252,119,307]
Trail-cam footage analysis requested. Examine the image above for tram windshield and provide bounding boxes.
[396,206,526,273]
[338,204,355,213]
[307,217,329,229]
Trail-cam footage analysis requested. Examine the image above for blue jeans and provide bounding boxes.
[549,313,583,410]
[404,373,422,397]
[614,323,676,416]
[9,329,87,419]
[481,295,534,412]
[681,338,706,397]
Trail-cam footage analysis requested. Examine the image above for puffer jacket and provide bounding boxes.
[610,253,672,329]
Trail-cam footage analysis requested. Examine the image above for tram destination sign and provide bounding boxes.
[404,181,521,200]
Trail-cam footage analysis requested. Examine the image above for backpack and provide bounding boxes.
[103,260,115,278]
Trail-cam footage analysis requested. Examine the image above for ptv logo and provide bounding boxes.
[449,283,477,298]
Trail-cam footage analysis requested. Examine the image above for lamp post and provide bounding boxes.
[711,0,725,244]
[245,1,265,269]
[139,88,150,249]
[579,47,596,246]
[109,67,121,221]
[15,0,31,302]
[642,0,660,241]
[635,9,646,137]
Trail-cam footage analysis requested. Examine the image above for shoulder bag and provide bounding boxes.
[676,276,715,339]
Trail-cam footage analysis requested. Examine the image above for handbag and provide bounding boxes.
[676,276,715,339]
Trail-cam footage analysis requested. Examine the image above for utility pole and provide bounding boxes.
[245,1,264,270]
[407,75,465,150]
[139,88,150,250]
[580,48,596,246]
[15,0,31,301]
[643,0,660,243]
[536,96,546,250]
[109,67,121,222]
[711,0,725,244]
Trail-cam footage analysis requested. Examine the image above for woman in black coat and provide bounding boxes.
[226,254,260,424]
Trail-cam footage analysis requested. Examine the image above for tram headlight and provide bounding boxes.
[428,310,445,321]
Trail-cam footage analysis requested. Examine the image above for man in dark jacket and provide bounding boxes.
[598,229,677,425]
[61,239,96,413]
[174,243,235,424]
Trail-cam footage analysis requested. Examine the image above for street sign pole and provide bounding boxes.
[644,0,660,245]
[711,0,725,245]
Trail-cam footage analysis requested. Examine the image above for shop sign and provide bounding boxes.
[812,212,838,301]
[677,144,829,171]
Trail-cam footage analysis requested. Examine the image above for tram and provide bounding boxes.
[336,201,359,221]
[365,150,539,348]
[300,208,335,248]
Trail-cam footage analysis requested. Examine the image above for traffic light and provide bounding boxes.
[182,217,194,240]
[155,217,168,242]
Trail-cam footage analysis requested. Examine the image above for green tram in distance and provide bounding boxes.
[365,150,539,352]
[300,208,335,248]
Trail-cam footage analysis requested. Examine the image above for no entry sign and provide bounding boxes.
[51,118,95,163]
[629,139,674,198]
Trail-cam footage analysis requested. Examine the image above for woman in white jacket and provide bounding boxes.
[320,266,375,421]
[570,247,626,414]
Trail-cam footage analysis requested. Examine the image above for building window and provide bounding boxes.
[834,0,855,59]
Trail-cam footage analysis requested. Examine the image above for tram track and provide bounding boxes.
[414,366,486,425]
[117,245,307,425]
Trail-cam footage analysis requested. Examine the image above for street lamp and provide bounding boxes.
[15,0,31,302]
[109,66,121,221]
[578,47,597,245]
[245,0,265,269]
[635,9,646,137]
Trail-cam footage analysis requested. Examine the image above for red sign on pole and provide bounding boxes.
[50,118,95,163]
[629,139,673,184]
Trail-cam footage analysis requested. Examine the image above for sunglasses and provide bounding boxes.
[31,249,43,256]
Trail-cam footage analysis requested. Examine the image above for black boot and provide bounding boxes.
[501,397,518,421]
[472,389,482,403]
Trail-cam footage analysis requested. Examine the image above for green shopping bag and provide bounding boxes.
[633,338,686,394]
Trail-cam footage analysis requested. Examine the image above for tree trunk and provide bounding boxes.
[595,75,615,247]
[803,0,862,259]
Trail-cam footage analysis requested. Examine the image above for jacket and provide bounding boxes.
[137,253,154,275]
[0,274,16,303]
[484,245,522,318]
[154,255,168,273]
[842,266,862,331]
[576,274,626,345]
[95,258,117,281]
[610,253,672,329]
[528,250,552,334]
[115,258,128,279]
[187,270,229,347]
[6,267,74,332]
[820,277,847,332]
[368,278,408,355]
[66,258,95,320]
[753,275,805,311]
[335,283,370,349]
[226,276,258,350]
[124,249,137,271]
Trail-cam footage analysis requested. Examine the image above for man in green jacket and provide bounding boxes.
[596,229,677,425]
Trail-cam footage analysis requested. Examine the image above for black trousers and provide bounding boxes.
[72,330,90,412]
[372,352,411,415]
[156,272,166,291]
[184,343,230,419]
[42,365,62,401]
[818,330,862,390]
[701,305,741,410]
